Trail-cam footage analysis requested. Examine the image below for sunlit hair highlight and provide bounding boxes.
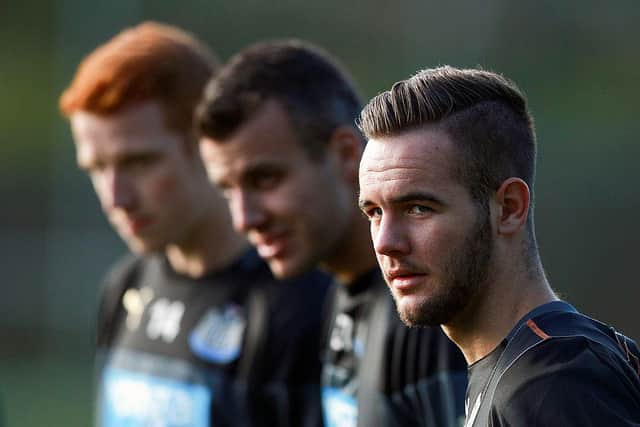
[59,21,219,137]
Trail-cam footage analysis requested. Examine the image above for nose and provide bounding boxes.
[228,190,267,233]
[101,168,135,212]
[372,214,410,257]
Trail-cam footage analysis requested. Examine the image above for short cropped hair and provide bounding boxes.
[196,39,362,160]
[358,66,537,210]
[59,21,219,138]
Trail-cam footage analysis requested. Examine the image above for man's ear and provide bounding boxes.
[326,126,364,183]
[495,178,530,235]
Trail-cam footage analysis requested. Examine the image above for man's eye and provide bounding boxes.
[408,205,432,215]
[363,207,382,220]
[252,173,281,190]
[122,155,159,172]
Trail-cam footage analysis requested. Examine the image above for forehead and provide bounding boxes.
[200,100,313,182]
[70,101,177,165]
[359,127,460,198]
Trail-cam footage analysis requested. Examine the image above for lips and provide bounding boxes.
[385,268,427,292]
[125,216,153,234]
[252,233,289,259]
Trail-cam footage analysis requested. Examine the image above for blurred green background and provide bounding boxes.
[1,1,638,425]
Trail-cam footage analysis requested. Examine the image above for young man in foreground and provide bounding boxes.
[358,65,640,426]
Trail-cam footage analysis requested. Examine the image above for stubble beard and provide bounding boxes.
[397,208,493,327]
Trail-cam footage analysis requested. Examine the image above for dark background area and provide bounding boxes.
[1,1,638,425]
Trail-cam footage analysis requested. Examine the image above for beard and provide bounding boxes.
[397,208,493,327]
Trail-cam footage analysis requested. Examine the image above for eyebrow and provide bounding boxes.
[358,191,444,210]
[78,150,160,172]
[244,163,283,175]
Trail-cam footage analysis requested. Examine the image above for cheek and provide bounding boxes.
[90,177,114,211]
[91,181,108,207]
[146,172,182,204]
[275,178,316,215]
[410,220,461,258]
[278,184,327,242]
[252,188,297,222]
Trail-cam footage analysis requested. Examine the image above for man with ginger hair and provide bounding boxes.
[59,22,328,427]
[357,66,640,426]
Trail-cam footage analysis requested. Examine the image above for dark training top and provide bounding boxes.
[466,301,640,427]
[96,249,330,427]
[321,269,468,427]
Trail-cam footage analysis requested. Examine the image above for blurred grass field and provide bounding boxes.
[1,344,93,427]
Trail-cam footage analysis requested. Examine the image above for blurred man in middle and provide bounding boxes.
[197,40,468,427]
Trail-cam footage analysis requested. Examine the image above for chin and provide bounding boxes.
[396,294,451,328]
[397,301,428,327]
[125,237,164,255]
[267,259,297,279]
[268,256,313,280]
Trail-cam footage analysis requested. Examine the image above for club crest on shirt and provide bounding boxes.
[189,304,246,364]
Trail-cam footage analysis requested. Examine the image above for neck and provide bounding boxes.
[321,210,378,286]
[165,187,248,278]
[442,254,557,365]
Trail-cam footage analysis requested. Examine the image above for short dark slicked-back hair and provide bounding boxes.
[196,39,362,160]
[359,66,537,218]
